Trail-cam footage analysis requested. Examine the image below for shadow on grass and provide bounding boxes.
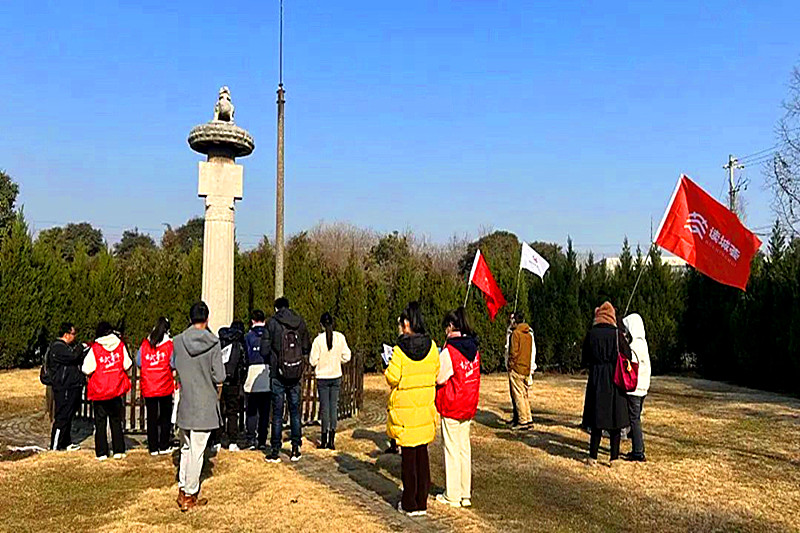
[476,409,589,462]
[473,454,791,533]
[334,452,402,506]
[351,428,393,458]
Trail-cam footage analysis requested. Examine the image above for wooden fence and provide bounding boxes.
[64,352,364,433]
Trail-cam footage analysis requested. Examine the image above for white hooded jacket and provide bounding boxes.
[623,314,650,397]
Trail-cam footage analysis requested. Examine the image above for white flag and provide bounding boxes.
[520,242,549,280]
[468,249,481,284]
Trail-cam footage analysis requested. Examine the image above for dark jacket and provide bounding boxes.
[244,325,267,365]
[174,326,225,431]
[261,308,311,382]
[219,327,247,386]
[581,323,631,430]
[49,339,86,389]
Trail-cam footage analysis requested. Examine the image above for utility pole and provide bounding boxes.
[274,0,285,299]
[723,154,744,215]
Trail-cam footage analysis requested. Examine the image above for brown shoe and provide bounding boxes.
[176,489,187,508]
[181,493,208,512]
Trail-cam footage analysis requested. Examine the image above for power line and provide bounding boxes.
[739,143,782,162]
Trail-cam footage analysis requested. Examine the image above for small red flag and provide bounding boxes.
[468,250,507,320]
[655,174,762,291]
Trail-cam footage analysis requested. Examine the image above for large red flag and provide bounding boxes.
[655,174,762,291]
[468,250,507,320]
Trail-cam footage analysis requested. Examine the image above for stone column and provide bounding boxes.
[188,87,254,336]
[198,157,242,335]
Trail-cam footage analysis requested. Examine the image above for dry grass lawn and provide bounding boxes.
[0,369,47,420]
[341,374,800,532]
[1,368,799,532]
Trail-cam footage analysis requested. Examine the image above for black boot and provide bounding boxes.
[328,430,336,450]
[319,432,328,449]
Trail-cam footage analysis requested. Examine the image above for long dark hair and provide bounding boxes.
[442,306,474,337]
[320,312,334,350]
[399,301,427,335]
[148,317,170,347]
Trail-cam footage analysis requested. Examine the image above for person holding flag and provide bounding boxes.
[506,311,535,429]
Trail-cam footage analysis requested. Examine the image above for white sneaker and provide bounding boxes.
[436,493,461,507]
[409,510,427,517]
[150,451,159,456]
[228,443,240,452]
[212,443,221,453]
[65,444,81,452]
[96,455,108,461]
[461,498,472,508]
[113,453,126,460]
[159,446,176,455]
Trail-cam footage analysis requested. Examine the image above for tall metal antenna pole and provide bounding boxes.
[275,0,286,298]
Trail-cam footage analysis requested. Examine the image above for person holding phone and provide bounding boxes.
[385,302,440,516]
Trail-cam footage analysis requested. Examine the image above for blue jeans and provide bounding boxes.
[271,377,302,451]
[627,395,646,456]
[317,377,341,433]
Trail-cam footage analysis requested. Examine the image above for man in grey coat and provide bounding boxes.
[173,301,225,511]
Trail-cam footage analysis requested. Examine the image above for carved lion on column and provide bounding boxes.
[214,86,235,122]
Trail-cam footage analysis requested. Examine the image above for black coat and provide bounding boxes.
[49,340,86,390]
[219,327,246,386]
[261,308,311,381]
[581,323,631,430]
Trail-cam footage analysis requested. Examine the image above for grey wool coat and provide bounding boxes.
[174,326,225,431]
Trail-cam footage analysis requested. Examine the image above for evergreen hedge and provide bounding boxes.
[1,211,799,395]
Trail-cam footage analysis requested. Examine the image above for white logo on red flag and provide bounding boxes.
[684,212,708,239]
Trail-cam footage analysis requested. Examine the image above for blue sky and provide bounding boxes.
[2,1,797,254]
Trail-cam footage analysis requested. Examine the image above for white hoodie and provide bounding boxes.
[82,334,133,375]
[623,314,651,397]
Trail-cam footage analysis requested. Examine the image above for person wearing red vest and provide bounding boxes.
[82,321,132,460]
[435,307,480,509]
[137,317,176,456]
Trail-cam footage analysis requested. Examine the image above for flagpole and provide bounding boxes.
[513,268,522,311]
[463,283,472,307]
[623,241,657,317]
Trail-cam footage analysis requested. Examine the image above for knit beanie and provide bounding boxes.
[593,301,617,326]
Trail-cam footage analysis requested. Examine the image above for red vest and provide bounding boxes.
[435,344,481,420]
[139,339,174,398]
[87,342,131,401]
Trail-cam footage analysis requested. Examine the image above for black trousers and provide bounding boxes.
[50,387,82,450]
[93,396,125,457]
[589,428,621,460]
[401,444,431,512]
[245,391,271,447]
[220,384,242,446]
[144,395,173,453]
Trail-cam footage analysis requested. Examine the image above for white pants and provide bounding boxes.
[179,429,210,496]
[441,417,472,502]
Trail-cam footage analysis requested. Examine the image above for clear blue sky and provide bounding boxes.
[2,1,797,254]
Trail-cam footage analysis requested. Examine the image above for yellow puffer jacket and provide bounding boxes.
[385,335,440,447]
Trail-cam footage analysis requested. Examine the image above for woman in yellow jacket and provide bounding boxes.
[385,301,440,516]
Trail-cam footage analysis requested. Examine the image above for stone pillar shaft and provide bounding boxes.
[198,159,243,335]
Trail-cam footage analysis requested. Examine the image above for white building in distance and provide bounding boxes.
[600,255,688,272]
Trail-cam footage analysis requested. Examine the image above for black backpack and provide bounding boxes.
[278,326,304,380]
[39,345,53,386]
